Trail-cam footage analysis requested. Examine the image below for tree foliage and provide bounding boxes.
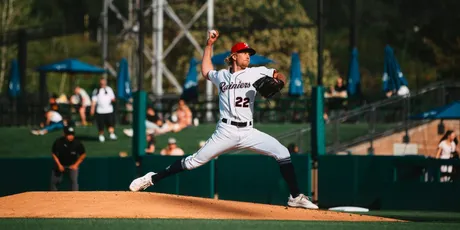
[158,0,338,94]
[302,0,460,95]
[0,0,37,93]
[2,0,460,97]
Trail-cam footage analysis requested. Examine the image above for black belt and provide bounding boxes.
[221,118,252,127]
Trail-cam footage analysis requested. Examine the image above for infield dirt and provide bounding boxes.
[0,192,399,221]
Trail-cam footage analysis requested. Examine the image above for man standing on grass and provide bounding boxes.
[91,77,117,142]
[50,126,86,191]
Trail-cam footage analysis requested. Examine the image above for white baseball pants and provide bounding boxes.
[183,120,290,170]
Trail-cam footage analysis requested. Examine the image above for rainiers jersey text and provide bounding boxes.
[208,66,275,122]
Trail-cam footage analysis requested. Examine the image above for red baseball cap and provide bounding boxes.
[231,42,256,56]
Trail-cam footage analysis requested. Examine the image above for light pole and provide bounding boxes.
[132,0,147,163]
[310,0,326,203]
[311,0,325,159]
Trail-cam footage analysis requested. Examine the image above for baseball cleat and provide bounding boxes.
[129,172,156,192]
[287,194,319,209]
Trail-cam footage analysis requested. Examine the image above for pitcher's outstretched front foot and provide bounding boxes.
[129,172,156,191]
[287,194,319,209]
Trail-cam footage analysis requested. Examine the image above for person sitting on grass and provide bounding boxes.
[31,109,66,135]
[170,99,193,133]
[160,138,184,156]
[123,107,173,137]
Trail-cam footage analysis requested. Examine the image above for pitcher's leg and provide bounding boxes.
[241,129,300,195]
[240,129,318,209]
[151,125,238,184]
[241,128,291,160]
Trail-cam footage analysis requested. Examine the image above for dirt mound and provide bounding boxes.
[0,192,398,221]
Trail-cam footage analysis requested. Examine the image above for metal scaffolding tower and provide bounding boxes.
[101,0,215,105]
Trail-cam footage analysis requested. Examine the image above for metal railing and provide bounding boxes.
[0,95,310,127]
[325,81,460,154]
[269,81,460,155]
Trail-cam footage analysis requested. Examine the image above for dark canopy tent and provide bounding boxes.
[410,101,460,120]
[410,101,460,134]
[36,58,106,106]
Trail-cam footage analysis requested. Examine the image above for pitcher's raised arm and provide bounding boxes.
[202,30,219,80]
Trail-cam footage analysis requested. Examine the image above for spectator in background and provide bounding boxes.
[91,78,117,142]
[55,94,69,104]
[49,94,60,111]
[324,77,348,120]
[287,143,300,155]
[71,86,91,126]
[123,107,173,137]
[50,126,86,191]
[325,77,348,99]
[160,138,185,156]
[171,99,193,132]
[31,109,65,135]
[145,134,156,154]
[386,85,410,98]
[145,107,161,131]
[436,130,458,182]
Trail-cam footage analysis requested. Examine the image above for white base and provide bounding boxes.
[328,206,369,212]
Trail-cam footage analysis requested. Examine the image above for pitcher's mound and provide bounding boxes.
[0,192,397,221]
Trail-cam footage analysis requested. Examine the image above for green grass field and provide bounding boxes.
[1,215,460,230]
[0,124,304,158]
[0,122,396,158]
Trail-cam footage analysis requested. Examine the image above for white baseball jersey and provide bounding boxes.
[208,66,275,122]
[92,87,115,114]
[181,66,290,171]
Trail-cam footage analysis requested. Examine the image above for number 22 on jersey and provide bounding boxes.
[235,97,250,107]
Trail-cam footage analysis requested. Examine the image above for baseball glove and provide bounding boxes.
[253,76,285,98]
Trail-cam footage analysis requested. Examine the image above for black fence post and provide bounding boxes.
[439,85,446,105]
[402,96,410,143]
[368,106,376,155]
[39,71,48,108]
[17,29,27,109]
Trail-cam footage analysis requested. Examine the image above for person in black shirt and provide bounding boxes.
[324,77,348,118]
[50,126,86,191]
[145,134,156,154]
[325,77,348,98]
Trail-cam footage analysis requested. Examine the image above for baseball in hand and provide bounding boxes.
[209,30,217,38]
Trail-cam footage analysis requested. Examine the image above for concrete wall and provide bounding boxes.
[348,120,460,156]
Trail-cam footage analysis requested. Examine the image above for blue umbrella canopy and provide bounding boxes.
[288,52,304,96]
[116,58,131,101]
[36,58,106,74]
[181,58,199,101]
[383,45,408,93]
[183,58,198,90]
[8,59,20,98]
[410,101,460,120]
[211,51,274,66]
[347,48,360,96]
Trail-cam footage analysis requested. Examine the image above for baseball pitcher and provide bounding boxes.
[129,30,318,209]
